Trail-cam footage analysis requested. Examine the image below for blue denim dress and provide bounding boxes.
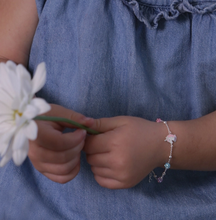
[1,0,216,219]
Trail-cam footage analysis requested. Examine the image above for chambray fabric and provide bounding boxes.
[1,0,216,219]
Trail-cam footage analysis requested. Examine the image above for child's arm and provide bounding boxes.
[0,0,38,65]
[0,1,93,183]
[84,112,216,189]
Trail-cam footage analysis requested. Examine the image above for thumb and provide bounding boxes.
[90,116,125,133]
[44,104,94,128]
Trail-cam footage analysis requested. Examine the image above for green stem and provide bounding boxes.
[34,116,100,135]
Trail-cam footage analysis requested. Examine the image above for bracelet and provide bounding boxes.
[149,118,177,183]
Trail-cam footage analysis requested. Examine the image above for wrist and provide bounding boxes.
[150,119,178,183]
[165,120,196,170]
[161,120,196,170]
[153,120,171,168]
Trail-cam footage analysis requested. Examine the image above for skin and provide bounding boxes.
[0,0,38,65]
[1,0,216,188]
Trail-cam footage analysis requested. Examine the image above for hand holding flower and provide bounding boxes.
[28,104,94,183]
[0,60,97,175]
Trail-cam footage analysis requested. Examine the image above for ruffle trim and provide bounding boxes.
[122,0,216,28]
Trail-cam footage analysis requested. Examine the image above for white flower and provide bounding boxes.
[0,61,51,167]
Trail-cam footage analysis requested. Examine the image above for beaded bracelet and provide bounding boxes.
[149,118,177,183]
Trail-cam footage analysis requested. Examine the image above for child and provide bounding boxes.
[0,0,216,219]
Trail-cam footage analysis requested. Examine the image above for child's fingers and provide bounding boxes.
[45,104,94,127]
[89,117,123,133]
[42,163,81,184]
[84,133,111,154]
[34,155,80,176]
[91,167,114,178]
[86,153,112,168]
[94,175,124,189]
[29,140,84,164]
[35,122,86,151]
[84,116,129,154]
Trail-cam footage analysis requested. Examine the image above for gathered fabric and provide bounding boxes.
[122,0,216,28]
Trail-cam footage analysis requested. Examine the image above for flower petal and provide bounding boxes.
[16,64,31,82]
[2,62,21,98]
[11,97,20,110]
[21,77,32,99]
[0,87,14,108]
[18,93,28,113]
[0,63,16,98]
[0,62,25,110]
[0,147,12,167]
[24,120,38,140]
[15,114,27,128]
[16,65,32,103]
[31,62,46,94]
[0,102,13,115]
[12,138,29,166]
[22,104,39,120]
[0,142,9,157]
[12,127,26,151]
[0,121,15,134]
[6,60,17,72]
[31,98,51,115]
[0,126,16,143]
[0,114,14,123]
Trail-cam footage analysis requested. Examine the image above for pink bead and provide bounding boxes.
[157,177,163,183]
[156,118,162,123]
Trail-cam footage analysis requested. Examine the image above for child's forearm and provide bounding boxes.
[163,111,216,171]
[0,0,38,65]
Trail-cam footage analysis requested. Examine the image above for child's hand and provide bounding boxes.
[28,104,93,184]
[84,116,168,189]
